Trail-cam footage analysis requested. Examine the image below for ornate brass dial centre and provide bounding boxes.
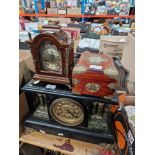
[40,42,62,72]
[50,98,84,126]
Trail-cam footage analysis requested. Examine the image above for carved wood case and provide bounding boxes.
[28,32,74,86]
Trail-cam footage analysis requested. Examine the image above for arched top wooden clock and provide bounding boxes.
[27,30,74,87]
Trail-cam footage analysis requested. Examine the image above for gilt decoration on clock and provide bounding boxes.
[39,42,62,72]
[49,98,85,126]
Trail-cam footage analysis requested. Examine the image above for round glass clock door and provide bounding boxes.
[50,98,84,126]
[39,41,62,73]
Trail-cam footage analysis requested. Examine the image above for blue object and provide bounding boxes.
[34,0,38,13]
[32,30,40,34]
[34,0,45,14]
[41,0,45,10]
[130,0,135,7]
[81,0,94,22]
[82,0,85,14]
[81,0,85,22]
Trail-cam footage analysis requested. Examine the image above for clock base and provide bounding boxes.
[25,115,114,145]
[33,74,71,87]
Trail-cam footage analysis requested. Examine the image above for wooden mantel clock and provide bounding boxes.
[27,30,74,87]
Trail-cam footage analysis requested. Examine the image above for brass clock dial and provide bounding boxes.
[50,98,84,126]
[39,42,62,72]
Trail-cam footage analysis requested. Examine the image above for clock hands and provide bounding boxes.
[66,109,79,118]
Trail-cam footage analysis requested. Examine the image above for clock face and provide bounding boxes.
[50,98,84,126]
[39,41,62,73]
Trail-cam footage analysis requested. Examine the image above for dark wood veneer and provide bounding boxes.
[27,31,74,87]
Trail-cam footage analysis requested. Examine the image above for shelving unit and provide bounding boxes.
[19,1,135,154]
[19,14,135,18]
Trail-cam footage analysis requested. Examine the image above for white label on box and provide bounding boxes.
[89,65,102,70]
[45,84,56,89]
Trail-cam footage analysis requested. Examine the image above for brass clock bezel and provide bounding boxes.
[49,98,84,126]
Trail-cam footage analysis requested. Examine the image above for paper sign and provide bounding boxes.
[89,65,102,70]
[45,84,56,89]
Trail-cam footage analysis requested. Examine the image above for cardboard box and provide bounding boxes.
[58,8,66,14]
[121,33,135,95]
[19,50,35,88]
[99,36,128,59]
[67,7,81,15]
[19,50,35,135]
[19,9,25,14]
[38,17,71,25]
[47,8,58,14]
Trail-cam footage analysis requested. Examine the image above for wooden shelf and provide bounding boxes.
[19,14,135,18]
[20,131,118,155]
